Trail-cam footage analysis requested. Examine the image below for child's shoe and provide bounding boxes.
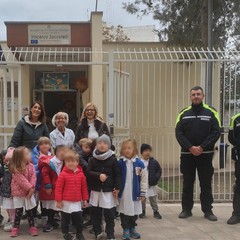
[29,226,39,236]
[107,232,116,240]
[153,211,162,219]
[96,232,104,240]
[122,229,130,240]
[0,214,4,226]
[139,210,146,218]
[10,227,19,237]
[130,228,141,239]
[63,233,74,240]
[4,222,13,232]
[43,224,54,232]
[75,233,86,240]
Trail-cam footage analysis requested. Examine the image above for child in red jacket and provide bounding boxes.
[55,149,88,240]
[38,145,67,232]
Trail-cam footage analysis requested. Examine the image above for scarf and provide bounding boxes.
[93,149,113,161]
[50,156,63,176]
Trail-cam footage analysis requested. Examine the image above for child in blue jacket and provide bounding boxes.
[117,139,147,240]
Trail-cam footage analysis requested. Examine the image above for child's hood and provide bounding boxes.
[38,155,53,170]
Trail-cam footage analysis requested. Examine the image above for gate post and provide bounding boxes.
[108,50,114,135]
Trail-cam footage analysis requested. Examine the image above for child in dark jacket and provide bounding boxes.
[87,134,121,240]
[139,144,162,219]
[74,138,93,174]
[55,149,89,240]
[0,148,15,232]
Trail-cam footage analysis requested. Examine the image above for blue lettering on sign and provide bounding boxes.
[31,40,38,44]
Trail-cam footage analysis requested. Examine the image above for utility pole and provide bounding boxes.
[95,0,99,12]
[207,0,213,105]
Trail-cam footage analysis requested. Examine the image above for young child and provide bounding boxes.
[32,136,52,225]
[38,145,67,232]
[74,138,93,174]
[55,149,89,240]
[0,148,15,232]
[139,144,162,219]
[9,146,38,237]
[118,139,147,240]
[87,134,121,240]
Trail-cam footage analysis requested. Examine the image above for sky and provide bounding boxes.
[0,0,156,40]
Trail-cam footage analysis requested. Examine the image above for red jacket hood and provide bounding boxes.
[38,155,53,170]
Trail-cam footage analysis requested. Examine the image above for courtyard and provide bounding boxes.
[0,203,238,240]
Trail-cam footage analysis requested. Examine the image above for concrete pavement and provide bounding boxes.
[0,203,238,240]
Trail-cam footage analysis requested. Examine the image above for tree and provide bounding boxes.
[123,0,240,49]
[103,22,130,42]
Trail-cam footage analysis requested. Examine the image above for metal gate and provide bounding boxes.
[107,48,240,202]
[0,65,22,149]
[106,67,131,156]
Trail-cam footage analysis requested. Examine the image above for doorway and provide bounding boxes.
[34,90,81,132]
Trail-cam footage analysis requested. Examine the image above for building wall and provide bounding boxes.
[5,22,91,47]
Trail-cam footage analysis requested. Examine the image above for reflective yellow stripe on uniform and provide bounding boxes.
[203,103,221,127]
[229,113,240,130]
[176,106,192,125]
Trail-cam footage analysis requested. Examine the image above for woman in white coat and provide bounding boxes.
[50,112,75,149]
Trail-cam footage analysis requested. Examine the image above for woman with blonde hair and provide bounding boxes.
[50,112,75,149]
[75,103,111,143]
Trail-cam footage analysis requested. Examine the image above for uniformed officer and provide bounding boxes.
[227,113,240,224]
[175,86,221,221]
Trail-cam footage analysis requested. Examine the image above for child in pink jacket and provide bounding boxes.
[9,146,38,237]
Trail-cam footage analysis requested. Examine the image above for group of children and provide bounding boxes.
[0,134,162,240]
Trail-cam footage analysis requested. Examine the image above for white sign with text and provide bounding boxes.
[28,24,71,45]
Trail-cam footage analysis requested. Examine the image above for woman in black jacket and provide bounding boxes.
[9,101,49,151]
[75,103,111,143]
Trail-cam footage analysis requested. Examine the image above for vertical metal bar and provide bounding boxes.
[108,50,114,127]
[10,68,15,127]
[3,69,8,126]
[17,67,22,120]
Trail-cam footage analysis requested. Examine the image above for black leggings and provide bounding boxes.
[14,208,35,228]
[42,208,55,225]
[61,211,83,234]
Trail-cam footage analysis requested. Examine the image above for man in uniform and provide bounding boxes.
[175,86,221,221]
[227,113,240,224]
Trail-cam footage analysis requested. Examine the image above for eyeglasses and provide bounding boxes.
[85,109,96,112]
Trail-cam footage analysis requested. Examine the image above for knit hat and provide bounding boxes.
[140,144,152,154]
[96,134,111,148]
[5,147,15,160]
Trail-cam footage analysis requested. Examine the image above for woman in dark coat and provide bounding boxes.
[9,101,49,151]
[75,103,111,143]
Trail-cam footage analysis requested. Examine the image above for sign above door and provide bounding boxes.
[28,24,71,45]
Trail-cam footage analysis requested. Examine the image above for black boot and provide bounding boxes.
[139,210,146,218]
[227,193,240,225]
[204,210,218,221]
[178,210,192,219]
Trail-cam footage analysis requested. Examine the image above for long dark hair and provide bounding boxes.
[29,101,46,124]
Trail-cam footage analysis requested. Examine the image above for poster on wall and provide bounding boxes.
[28,24,71,45]
[43,72,69,90]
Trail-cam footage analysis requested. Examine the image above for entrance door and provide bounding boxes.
[34,90,79,132]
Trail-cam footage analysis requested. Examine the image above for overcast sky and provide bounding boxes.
[0,0,156,40]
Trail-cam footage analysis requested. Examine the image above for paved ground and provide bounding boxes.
[0,203,239,240]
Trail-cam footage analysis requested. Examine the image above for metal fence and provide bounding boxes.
[108,48,240,202]
[1,46,240,202]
